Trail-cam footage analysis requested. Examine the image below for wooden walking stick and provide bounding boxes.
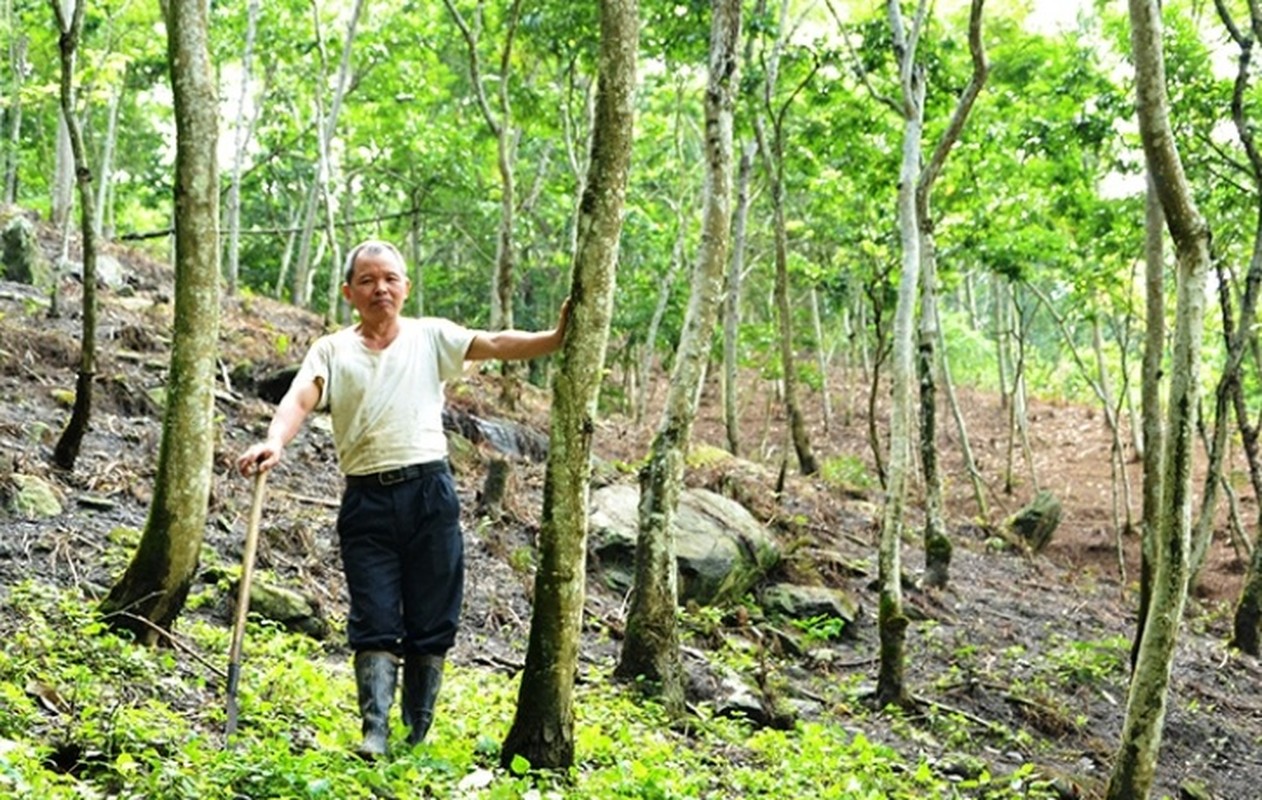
[225,469,267,743]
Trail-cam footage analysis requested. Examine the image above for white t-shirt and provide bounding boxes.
[295,317,478,476]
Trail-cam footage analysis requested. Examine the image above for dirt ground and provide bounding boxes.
[2,238,1261,799]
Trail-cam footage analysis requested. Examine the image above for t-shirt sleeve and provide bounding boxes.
[294,336,333,411]
[430,318,479,382]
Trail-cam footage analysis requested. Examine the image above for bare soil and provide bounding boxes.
[1,238,1260,799]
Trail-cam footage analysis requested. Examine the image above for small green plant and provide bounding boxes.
[790,614,847,647]
[1046,634,1130,687]
[819,454,875,492]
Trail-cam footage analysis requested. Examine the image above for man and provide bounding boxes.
[238,239,568,757]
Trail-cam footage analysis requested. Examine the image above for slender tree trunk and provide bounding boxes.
[50,0,98,473]
[500,0,637,769]
[723,138,756,455]
[1107,1,1211,796]
[616,0,740,717]
[52,105,73,233]
[444,0,526,405]
[318,0,362,323]
[92,85,121,240]
[810,284,833,433]
[100,0,220,643]
[1135,175,1165,668]
[2,8,23,205]
[1214,0,1262,653]
[914,0,985,590]
[223,0,260,296]
[937,309,987,517]
[875,0,929,710]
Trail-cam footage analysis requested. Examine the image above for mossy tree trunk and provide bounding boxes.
[500,0,637,770]
[615,0,741,718]
[50,0,98,473]
[99,0,219,644]
[1107,1,1211,797]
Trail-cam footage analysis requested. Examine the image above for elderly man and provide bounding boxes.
[238,239,567,757]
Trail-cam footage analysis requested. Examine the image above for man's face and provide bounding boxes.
[342,249,410,321]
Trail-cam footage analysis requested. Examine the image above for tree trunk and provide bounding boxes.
[809,284,833,433]
[723,138,756,455]
[318,0,362,323]
[52,104,73,233]
[914,0,986,591]
[223,0,260,296]
[500,0,637,770]
[1132,176,1167,671]
[875,0,928,710]
[92,84,121,240]
[50,0,98,473]
[755,0,816,476]
[1214,0,1262,655]
[100,0,220,644]
[1107,1,1211,797]
[616,0,740,717]
[2,10,23,205]
[443,0,525,406]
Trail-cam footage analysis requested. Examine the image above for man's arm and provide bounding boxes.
[466,298,570,361]
[237,375,322,475]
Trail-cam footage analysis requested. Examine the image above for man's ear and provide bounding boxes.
[341,283,352,303]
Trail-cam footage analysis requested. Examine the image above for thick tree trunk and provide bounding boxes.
[100,0,220,644]
[616,0,740,718]
[50,0,98,473]
[500,0,636,770]
[1107,1,1211,797]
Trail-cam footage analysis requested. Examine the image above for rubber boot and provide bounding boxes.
[402,654,444,746]
[353,650,398,759]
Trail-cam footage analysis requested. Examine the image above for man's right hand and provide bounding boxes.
[237,441,281,476]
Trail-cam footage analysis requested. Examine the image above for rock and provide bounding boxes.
[1,215,53,288]
[235,580,329,640]
[760,583,860,633]
[6,474,63,519]
[588,483,780,605]
[1004,490,1061,553]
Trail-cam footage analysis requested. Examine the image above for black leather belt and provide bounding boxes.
[345,460,449,487]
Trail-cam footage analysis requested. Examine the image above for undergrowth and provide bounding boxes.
[0,581,1064,799]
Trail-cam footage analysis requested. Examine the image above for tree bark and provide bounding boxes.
[223,0,260,296]
[875,0,928,710]
[1107,1,1211,797]
[914,0,986,590]
[2,5,23,205]
[755,0,817,476]
[50,0,98,473]
[723,138,756,456]
[500,0,637,770]
[100,0,220,644]
[616,0,740,717]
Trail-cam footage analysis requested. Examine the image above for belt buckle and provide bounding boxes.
[379,467,405,486]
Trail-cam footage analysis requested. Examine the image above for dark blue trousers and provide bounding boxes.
[336,463,463,655]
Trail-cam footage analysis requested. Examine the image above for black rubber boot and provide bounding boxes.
[353,650,398,759]
[402,654,444,746]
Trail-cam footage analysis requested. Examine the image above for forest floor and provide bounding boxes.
[1,233,1261,799]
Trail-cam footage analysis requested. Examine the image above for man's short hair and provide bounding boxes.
[343,240,407,285]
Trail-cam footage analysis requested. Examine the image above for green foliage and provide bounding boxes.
[1045,634,1130,688]
[0,581,1065,799]
[819,454,875,493]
